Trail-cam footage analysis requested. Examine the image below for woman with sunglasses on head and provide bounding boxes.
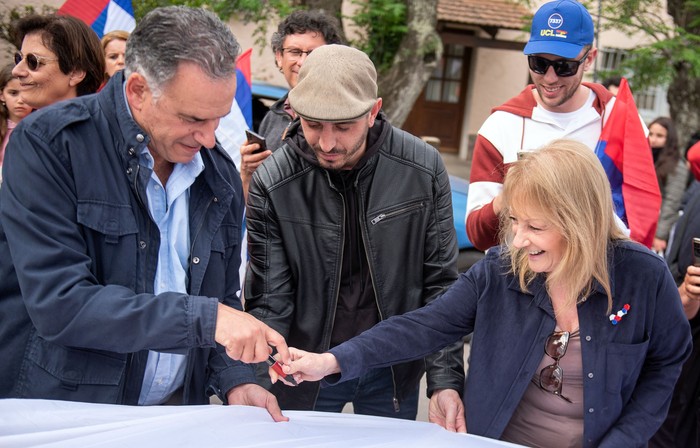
[285,139,692,448]
[12,14,104,110]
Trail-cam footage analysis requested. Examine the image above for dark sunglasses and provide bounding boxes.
[532,330,574,403]
[527,50,590,77]
[14,51,58,71]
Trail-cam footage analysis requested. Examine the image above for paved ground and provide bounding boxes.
[441,152,471,180]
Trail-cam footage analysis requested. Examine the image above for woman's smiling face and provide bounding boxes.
[509,208,566,274]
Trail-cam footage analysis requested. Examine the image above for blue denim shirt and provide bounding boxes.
[0,72,253,404]
[330,241,692,447]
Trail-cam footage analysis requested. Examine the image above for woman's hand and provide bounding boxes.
[283,348,341,383]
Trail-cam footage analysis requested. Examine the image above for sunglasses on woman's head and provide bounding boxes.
[14,52,58,71]
[527,50,590,78]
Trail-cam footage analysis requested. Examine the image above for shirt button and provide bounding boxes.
[588,408,595,413]
[128,147,136,156]
[126,167,133,175]
[588,372,594,379]
[136,134,145,142]
[139,241,147,249]
[585,335,591,341]
[192,257,200,264]
[213,197,218,203]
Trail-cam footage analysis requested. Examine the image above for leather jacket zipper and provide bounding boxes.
[370,202,424,225]
[358,181,401,414]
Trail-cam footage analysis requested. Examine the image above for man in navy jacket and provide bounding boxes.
[0,7,288,414]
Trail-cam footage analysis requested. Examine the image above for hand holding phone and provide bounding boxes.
[245,129,267,154]
[693,238,700,267]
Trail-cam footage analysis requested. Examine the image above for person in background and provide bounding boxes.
[602,76,622,96]
[647,116,689,253]
[0,6,289,418]
[285,139,692,446]
[0,63,32,179]
[101,30,129,81]
[238,10,344,199]
[467,0,624,251]
[245,44,462,422]
[651,143,700,447]
[12,14,104,109]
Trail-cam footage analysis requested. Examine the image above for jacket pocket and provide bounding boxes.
[370,200,426,225]
[605,336,650,400]
[210,222,240,254]
[18,331,126,403]
[76,201,139,288]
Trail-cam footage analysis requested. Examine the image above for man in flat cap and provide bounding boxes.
[244,44,465,429]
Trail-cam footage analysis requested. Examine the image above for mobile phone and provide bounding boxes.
[245,129,267,154]
[693,238,700,266]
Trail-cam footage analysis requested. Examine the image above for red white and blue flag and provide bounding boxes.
[58,0,135,38]
[216,48,254,167]
[595,78,661,248]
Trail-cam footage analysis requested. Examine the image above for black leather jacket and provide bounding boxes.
[245,115,464,410]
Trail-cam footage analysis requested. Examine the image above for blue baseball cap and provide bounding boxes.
[523,0,594,58]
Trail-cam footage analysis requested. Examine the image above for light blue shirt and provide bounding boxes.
[121,83,205,405]
[137,147,204,405]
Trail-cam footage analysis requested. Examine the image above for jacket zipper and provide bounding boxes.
[313,174,346,408]
[370,202,424,225]
[358,178,400,413]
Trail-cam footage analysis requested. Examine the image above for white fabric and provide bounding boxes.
[104,1,136,33]
[0,399,523,447]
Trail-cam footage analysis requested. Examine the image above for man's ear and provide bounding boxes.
[125,72,150,111]
[368,98,382,127]
[68,69,86,87]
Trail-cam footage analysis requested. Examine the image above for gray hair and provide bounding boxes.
[125,6,240,96]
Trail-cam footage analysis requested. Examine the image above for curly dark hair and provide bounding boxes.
[270,10,344,56]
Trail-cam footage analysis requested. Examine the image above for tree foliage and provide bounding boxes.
[593,0,700,144]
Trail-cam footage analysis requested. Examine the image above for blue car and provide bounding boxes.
[252,81,480,270]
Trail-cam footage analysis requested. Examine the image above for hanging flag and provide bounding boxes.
[215,48,255,169]
[235,48,253,129]
[58,0,135,38]
[595,78,661,248]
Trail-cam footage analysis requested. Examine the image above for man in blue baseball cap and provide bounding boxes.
[466,0,628,251]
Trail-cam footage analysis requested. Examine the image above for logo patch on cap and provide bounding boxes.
[548,13,563,29]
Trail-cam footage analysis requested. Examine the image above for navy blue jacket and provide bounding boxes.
[330,242,692,447]
[0,72,253,404]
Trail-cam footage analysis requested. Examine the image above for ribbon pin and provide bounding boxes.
[609,304,631,325]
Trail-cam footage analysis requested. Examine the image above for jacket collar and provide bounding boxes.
[493,82,615,119]
[285,111,392,175]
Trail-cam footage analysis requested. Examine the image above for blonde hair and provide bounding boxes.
[101,30,130,51]
[500,139,628,313]
[101,30,130,80]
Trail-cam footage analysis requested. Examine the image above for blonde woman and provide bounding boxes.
[101,30,129,80]
[285,139,692,447]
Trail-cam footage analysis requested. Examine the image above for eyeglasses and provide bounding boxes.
[14,51,58,71]
[532,330,573,403]
[282,48,313,60]
[527,50,590,77]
